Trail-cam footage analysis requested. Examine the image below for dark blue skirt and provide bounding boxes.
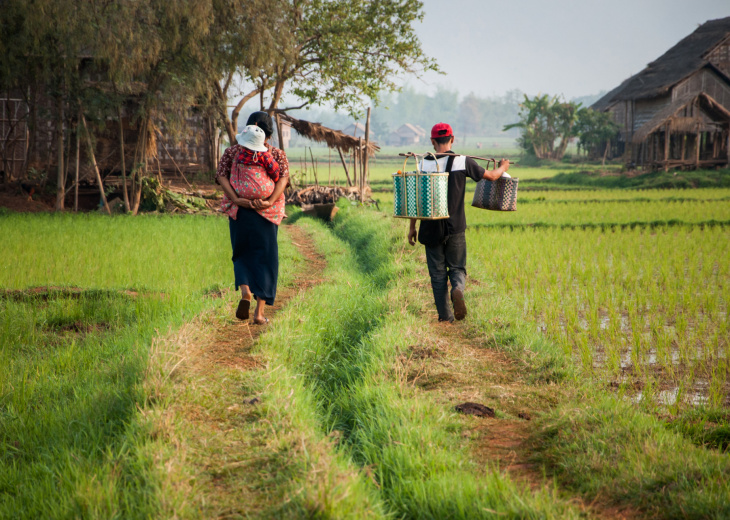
[229,209,279,305]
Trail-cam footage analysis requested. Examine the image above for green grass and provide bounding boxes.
[0,213,231,292]
[0,212,276,518]
[533,394,730,518]
[1,290,180,518]
[4,166,730,517]
[253,203,584,518]
[536,168,730,190]
[467,225,729,410]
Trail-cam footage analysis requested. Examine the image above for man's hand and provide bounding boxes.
[407,227,417,246]
[498,158,510,171]
[407,218,418,245]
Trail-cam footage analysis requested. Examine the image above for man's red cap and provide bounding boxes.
[430,122,453,139]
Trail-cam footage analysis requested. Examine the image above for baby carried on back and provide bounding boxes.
[228,124,280,202]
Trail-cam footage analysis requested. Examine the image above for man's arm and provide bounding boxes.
[407,218,418,246]
[482,159,510,181]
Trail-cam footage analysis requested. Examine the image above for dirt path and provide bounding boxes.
[419,311,639,519]
[203,223,327,370]
[154,222,637,518]
[147,223,330,518]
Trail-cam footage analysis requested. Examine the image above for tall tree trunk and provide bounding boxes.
[80,113,111,215]
[130,117,149,215]
[364,107,371,187]
[74,123,80,212]
[117,106,130,212]
[267,80,286,112]
[55,97,65,211]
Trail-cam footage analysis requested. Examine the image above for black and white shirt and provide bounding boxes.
[420,151,484,235]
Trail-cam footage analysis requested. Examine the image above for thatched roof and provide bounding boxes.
[593,17,730,111]
[631,92,730,143]
[278,113,379,155]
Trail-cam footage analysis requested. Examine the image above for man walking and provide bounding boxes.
[408,123,510,322]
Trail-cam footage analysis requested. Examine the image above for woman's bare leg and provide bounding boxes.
[240,284,253,301]
[253,297,267,323]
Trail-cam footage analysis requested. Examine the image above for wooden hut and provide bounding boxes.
[592,16,730,169]
[277,112,379,198]
[387,123,426,146]
[342,122,369,139]
[0,60,219,185]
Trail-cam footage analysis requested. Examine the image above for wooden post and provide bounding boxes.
[328,147,331,185]
[364,107,371,187]
[117,106,130,212]
[358,137,363,203]
[80,113,111,215]
[351,148,357,186]
[55,98,65,211]
[695,122,701,169]
[309,146,318,186]
[337,147,352,186]
[664,123,670,172]
[681,132,687,162]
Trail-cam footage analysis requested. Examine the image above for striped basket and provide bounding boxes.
[471,176,519,211]
[392,154,449,219]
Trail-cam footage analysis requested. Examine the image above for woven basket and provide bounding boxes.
[392,154,449,219]
[472,176,519,211]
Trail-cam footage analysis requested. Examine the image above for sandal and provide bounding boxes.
[253,317,269,325]
[236,298,251,320]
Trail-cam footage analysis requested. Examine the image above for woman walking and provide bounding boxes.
[216,112,289,324]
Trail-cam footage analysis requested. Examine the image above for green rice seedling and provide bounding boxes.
[532,394,730,517]
[468,216,729,412]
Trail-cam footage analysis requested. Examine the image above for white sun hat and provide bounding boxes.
[236,125,267,152]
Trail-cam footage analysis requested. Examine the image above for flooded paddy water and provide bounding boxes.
[468,186,730,411]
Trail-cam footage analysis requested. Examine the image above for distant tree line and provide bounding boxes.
[288,86,524,143]
[289,88,610,148]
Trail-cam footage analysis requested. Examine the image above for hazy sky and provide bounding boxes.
[408,0,730,99]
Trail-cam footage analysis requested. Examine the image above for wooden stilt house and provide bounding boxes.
[0,57,220,187]
[592,16,730,169]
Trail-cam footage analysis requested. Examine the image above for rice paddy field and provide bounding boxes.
[2,162,730,518]
[376,160,730,411]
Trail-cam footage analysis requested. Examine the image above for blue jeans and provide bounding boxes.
[424,232,467,322]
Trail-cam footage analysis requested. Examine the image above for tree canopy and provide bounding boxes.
[504,94,581,160]
[214,0,439,144]
[0,0,437,211]
[504,94,620,161]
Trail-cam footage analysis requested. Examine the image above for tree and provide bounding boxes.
[575,107,619,164]
[212,0,439,145]
[504,94,580,160]
[92,0,221,213]
[1,0,221,213]
[0,0,99,209]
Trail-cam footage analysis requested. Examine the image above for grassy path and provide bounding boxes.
[135,223,383,518]
[137,206,730,519]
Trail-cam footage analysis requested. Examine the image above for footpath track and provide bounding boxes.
[149,214,640,519]
[141,223,338,518]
